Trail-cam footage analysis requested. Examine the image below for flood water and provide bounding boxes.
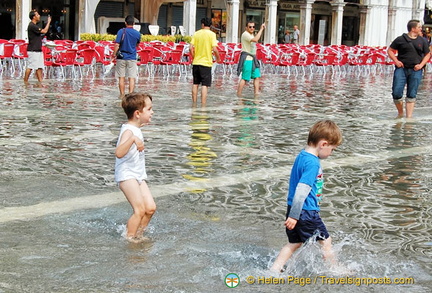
[0,68,431,292]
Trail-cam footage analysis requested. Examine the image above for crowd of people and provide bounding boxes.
[25,12,430,120]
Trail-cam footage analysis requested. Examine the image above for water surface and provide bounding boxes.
[0,70,431,292]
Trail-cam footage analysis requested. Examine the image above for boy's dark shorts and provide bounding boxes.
[285,205,329,243]
[193,65,212,87]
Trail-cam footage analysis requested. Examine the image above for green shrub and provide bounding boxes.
[80,33,116,41]
[174,35,192,43]
[80,33,188,43]
[140,34,176,43]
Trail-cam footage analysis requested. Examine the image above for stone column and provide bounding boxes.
[299,0,314,45]
[78,0,100,37]
[358,4,370,46]
[330,1,345,45]
[78,0,85,38]
[387,6,397,46]
[412,0,426,20]
[16,0,32,41]
[226,0,240,43]
[264,0,278,44]
[182,0,197,36]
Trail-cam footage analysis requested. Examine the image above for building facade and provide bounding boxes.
[1,0,430,46]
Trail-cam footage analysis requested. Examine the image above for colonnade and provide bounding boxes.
[12,0,428,46]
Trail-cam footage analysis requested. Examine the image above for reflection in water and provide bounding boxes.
[182,107,217,191]
[234,98,259,148]
[1,74,431,292]
[380,122,423,198]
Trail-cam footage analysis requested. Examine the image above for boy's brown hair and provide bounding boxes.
[122,92,152,120]
[307,120,342,146]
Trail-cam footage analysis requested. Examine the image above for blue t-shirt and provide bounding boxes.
[115,27,141,60]
[287,150,323,211]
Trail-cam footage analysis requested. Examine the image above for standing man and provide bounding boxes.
[284,29,292,44]
[387,20,430,118]
[236,21,265,97]
[24,11,51,83]
[292,25,300,44]
[113,15,141,99]
[190,17,220,105]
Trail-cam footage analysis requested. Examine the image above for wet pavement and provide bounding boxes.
[0,68,431,292]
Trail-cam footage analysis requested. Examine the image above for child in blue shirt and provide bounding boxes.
[271,120,342,272]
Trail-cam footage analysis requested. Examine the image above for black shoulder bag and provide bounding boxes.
[116,28,126,59]
[404,33,425,65]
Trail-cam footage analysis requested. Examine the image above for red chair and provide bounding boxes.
[76,41,96,51]
[277,52,300,75]
[75,48,97,78]
[0,42,16,75]
[224,49,241,75]
[296,52,316,75]
[137,48,153,76]
[159,49,185,76]
[54,40,74,48]
[95,45,113,75]
[12,42,28,74]
[43,46,53,72]
[179,50,192,75]
[50,49,79,79]
[313,53,337,73]
[348,53,373,74]
[332,53,349,73]
[8,39,26,44]
[149,47,165,74]
[215,49,227,74]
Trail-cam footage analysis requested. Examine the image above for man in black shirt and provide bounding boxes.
[24,11,51,83]
[387,20,430,118]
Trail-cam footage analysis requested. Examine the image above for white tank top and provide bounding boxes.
[114,124,147,183]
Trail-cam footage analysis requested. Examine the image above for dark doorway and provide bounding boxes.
[31,0,77,40]
[342,16,359,46]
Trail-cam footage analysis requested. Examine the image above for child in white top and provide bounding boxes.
[115,92,156,242]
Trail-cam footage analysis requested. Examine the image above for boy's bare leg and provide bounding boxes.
[270,242,302,272]
[320,237,352,274]
[136,181,156,238]
[119,179,154,240]
[320,237,336,265]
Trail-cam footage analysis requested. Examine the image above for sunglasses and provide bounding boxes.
[248,26,255,28]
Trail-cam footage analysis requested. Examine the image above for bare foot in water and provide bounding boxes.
[126,236,149,243]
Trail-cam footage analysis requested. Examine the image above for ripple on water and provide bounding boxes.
[0,74,431,292]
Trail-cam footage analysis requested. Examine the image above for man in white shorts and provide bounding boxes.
[24,11,51,83]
